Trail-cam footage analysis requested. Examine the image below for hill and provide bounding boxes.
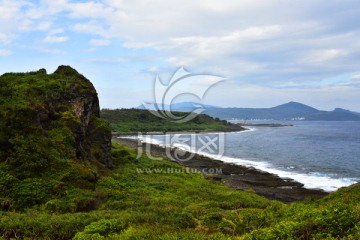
[203,101,360,121]
[101,108,244,133]
[1,141,359,239]
[0,66,111,210]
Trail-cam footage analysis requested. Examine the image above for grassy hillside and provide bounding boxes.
[101,108,244,132]
[1,142,359,239]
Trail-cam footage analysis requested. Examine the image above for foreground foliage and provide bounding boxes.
[1,142,359,239]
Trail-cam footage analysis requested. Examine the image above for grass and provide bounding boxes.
[1,142,360,239]
[0,142,272,239]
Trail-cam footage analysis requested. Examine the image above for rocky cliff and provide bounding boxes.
[51,66,111,166]
[0,66,112,209]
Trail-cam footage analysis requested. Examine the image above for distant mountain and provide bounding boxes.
[271,101,318,113]
[203,102,360,121]
[306,111,360,121]
[136,101,360,121]
[332,108,353,113]
[137,101,220,112]
[302,107,360,121]
[333,108,360,117]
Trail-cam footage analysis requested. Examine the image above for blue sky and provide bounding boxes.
[1,0,360,111]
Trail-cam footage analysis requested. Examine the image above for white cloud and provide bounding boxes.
[0,33,11,44]
[1,0,360,110]
[36,21,52,31]
[301,49,349,64]
[89,39,111,46]
[351,74,360,79]
[58,0,358,86]
[148,66,159,72]
[0,0,29,42]
[43,35,69,43]
[48,28,64,35]
[73,21,108,36]
[0,49,12,56]
[47,1,116,19]
[0,1,60,43]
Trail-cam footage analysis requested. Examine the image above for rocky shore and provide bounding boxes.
[114,137,328,203]
[237,123,294,127]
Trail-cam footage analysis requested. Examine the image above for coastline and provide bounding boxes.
[111,124,248,137]
[114,137,328,203]
[237,123,294,127]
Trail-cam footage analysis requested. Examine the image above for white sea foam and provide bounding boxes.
[240,127,256,132]
[197,149,357,192]
[219,155,357,192]
[119,132,358,192]
[118,135,166,147]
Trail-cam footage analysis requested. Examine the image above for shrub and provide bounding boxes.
[73,219,128,239]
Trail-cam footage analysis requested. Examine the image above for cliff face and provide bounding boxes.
[0,66,112,209]
[52,66,111,166]
[30,66,112,166]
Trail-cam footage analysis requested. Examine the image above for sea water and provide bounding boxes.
[127,121,360,192]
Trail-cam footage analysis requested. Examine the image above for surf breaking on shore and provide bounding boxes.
[115,136,329,203]
[119,129,358,193]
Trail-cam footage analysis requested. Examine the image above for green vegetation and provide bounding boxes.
[1,142,359,239]
[1,66,360,239]
[0,66,111,211]
[101,108,242,132]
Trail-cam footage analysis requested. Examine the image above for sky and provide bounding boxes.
[0,0,360,111]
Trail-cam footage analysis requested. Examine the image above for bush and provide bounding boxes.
[73,219,128,239]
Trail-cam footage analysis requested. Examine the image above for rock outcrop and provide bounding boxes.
[53,66,112,166]
[30,66,112,167]
[0,65,112,210]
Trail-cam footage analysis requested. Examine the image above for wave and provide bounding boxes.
[217,155,357,192]
[119,132,358,192]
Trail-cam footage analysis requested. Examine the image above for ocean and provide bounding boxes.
[129,121,360,192]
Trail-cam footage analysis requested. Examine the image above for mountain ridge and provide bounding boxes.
[204,101,360,121]
[136,101,360,121]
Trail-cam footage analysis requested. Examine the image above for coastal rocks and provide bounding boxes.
[115,138,328,203]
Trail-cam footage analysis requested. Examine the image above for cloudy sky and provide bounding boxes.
[1,0,360,111]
